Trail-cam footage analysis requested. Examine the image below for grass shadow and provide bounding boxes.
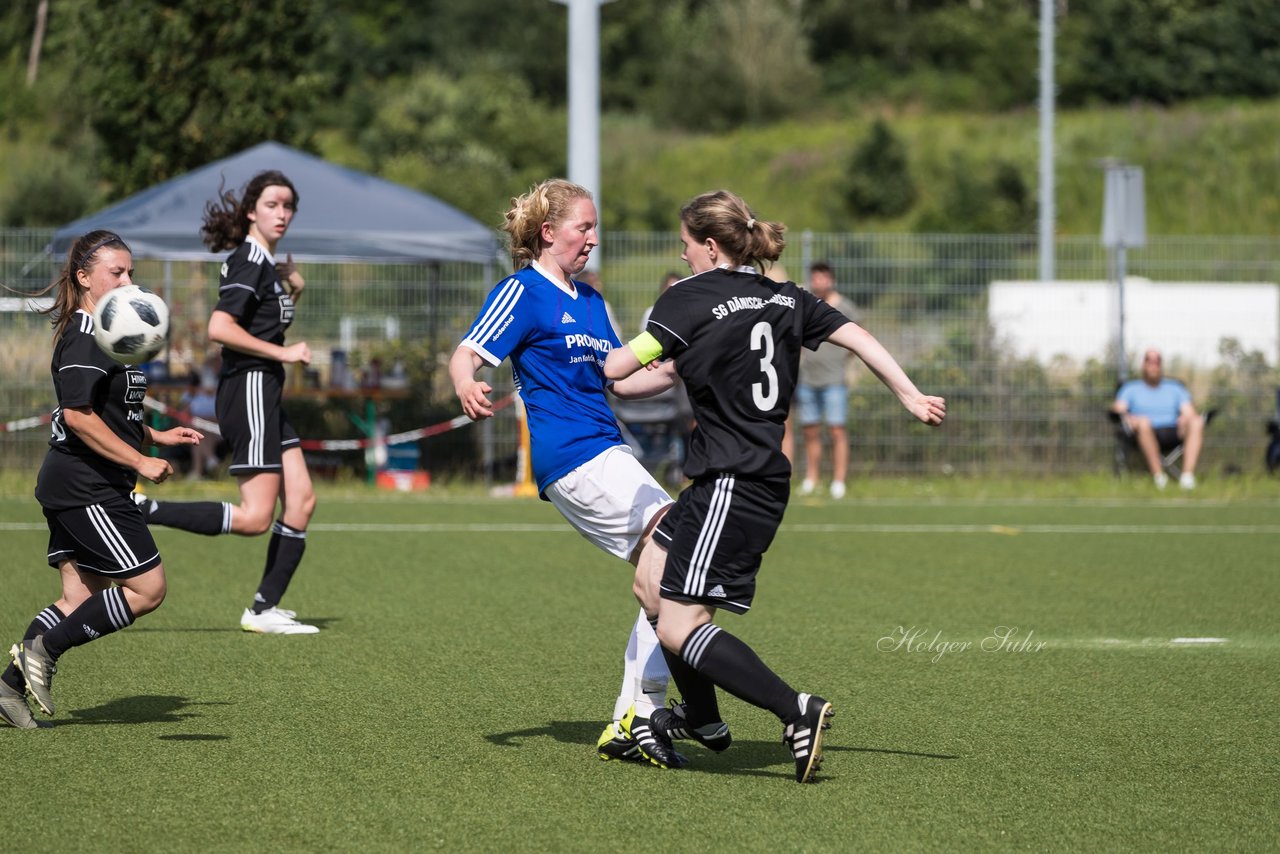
[56,695,230,726]
[485,720,958,780]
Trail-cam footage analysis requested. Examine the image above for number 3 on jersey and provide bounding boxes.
[750,320,779,411]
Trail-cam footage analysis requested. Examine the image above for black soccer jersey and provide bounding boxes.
[35,309,148,510]
[214,236,295,379]
[645,266,851,479]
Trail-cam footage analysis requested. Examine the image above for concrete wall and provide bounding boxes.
[988,278,1279,369]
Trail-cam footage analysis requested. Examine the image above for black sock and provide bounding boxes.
[146,500,233,536]
[2,604,64,690]
[660,642,722,726]
[680,622,800,723]
[252,520,306,613]
[40,589,134,660]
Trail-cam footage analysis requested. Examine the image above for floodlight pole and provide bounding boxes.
[1038,0,1055,283]
[554,0,610,272]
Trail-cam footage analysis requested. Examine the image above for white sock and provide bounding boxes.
[634,612,669,716]
[612,609,669,720]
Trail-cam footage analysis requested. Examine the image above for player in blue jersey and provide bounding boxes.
[450,179,728,764]
[2,231,203,728]
[605,190,945,781]
[134,171,321,634]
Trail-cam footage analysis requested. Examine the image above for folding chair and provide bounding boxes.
[1109,396,1216,478]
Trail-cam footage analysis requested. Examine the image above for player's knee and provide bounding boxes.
[131,578,167,615]
[655,620,690,653]
[238,509,274,536]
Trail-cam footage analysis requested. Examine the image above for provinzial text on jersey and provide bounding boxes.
[563,333,613,351]
[711,293,796,319]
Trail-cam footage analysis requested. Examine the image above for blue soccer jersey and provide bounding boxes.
[461,263,623,494]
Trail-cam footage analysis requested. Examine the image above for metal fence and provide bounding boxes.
[3,228,1277,479]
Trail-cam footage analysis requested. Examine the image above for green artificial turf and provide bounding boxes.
[1,486,1276,852]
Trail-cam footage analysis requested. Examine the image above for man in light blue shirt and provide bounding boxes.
[1112,348,1205,489]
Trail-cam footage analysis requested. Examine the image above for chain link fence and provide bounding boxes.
[4,228,1277,480]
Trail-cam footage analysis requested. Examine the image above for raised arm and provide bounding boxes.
[825,322,946,426]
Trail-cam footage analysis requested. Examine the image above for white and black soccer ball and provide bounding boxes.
[92,285,170,365]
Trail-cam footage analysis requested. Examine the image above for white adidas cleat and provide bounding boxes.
[240,607,318,635]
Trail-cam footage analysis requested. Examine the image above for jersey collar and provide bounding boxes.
[246,235,277,267]
[532,260,578,298]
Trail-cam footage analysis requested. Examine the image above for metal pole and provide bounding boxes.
[558,0,605,270]
[1116,244,1127,381]
[1038,0,1055,283]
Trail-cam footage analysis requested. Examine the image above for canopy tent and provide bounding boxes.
[51,142,498,264]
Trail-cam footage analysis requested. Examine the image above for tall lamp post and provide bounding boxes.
[1038,0,1056,284]
[553,0,610,272]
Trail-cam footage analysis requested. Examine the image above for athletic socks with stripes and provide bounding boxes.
[144,500,234,536]
[678,622,801,724]
[1,604,63,691]
[661,636,722,727]
[251,520,307,614]
[40,589,134,660]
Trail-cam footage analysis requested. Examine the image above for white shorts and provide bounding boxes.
[546,445,674,561]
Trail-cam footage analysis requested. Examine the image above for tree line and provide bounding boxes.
[0,0,1276,228]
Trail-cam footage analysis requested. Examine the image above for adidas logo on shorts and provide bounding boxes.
[707,584,726,598]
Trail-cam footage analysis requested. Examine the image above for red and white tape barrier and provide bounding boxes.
[140,394,514,451]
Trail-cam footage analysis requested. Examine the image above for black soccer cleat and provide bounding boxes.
[619,704,687,769]
[783,692,834,783]
[651,701,733,753]
[596,721,644,762]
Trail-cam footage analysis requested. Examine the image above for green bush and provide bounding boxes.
[844,119,917,220]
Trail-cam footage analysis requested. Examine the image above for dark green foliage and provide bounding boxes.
[1,153,94,227]
[350,67,564,225]
[844,119,917,220]
[916,154,1036,234]
[63,0,337,196]
[643,0,820,131]
[1058,0,1280,106]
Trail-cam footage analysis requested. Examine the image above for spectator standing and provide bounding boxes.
[796,262,860,499]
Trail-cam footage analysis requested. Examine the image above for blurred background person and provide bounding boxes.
[795,261,860,499]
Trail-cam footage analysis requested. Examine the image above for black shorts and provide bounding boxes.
[216,369,300,475]
[653,474,789,614]
[1154,425,1181,453]
[44,492,162,579]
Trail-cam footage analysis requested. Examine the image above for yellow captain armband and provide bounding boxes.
[628,331,664,365]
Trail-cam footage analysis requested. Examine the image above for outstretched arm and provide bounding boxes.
[604,342,645,382]
[826,323,946,425]
[609,357,677,399]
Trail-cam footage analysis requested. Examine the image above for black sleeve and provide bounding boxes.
[800,291,854,350]
[56,330,113,409]
[213,251,262,322]
[644,285,702,359]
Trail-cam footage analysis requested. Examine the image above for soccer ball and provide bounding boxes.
[92,285,170,365]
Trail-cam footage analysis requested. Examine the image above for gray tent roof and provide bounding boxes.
[52,142,499,264]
